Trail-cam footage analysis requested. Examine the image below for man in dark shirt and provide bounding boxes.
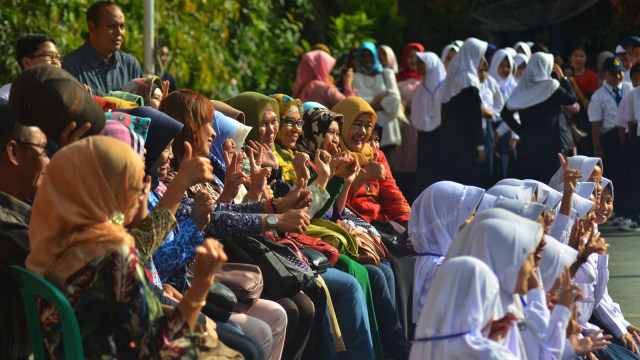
[62,1,143,96]
[0,104,50,359]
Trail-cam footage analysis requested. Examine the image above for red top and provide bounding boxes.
[347,149,411,226]
[573,68,599,98]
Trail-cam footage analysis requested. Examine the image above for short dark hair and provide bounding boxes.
[87,1,117,26]
[15,34,55,71]
[630,63,640,77]
[0,105,28,153]
[632,43,640,52]
[531,42,549,54]
[156,38,169,49]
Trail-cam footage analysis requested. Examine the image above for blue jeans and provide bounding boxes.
[322,268,374,360]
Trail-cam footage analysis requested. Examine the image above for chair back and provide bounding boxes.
[9,265,84,360]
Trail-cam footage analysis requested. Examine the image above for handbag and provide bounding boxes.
[371,219,416,257]
[215,263,264,312]
[201,281,237,322]
[286,232,340,266]
[307,219,360,259]
[336,220,391,266]
[299,247,329,274]
[221,235,315,298]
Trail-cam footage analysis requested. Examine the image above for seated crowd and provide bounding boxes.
[2,1,640,360]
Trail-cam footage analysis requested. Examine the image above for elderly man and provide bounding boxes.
[62,1,143,96]
[0,104,50,359]
[0,34,62,100]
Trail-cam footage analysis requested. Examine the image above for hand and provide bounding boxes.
[162,80,170,99]
[192,189,214,231]
[58,121,91,148]
[568,218,583,251]
[82,84,93,96]
[332,155,360,183]
[223,150,249,194]
[527,268,542,291]
[314,149,331,181]
[559,153,582,193]
[247,147,271,196]
[481,107,494,119]
[344,67,354,86]
[292,151,310,183]
[275,209,311,233]
[620,332,639,354]
[581,228,608,257]
[262,180,275,200]
[280,178,313,211]
[489,313,517,341]
[569,329,611,356]
[475,148,486,163]
[174,142,214,187]
[553,64,565,79]
[191,238,227,286]
[162,283,183,301]
[628,325,640,344]
[322,138,341,156]
[362,152,386,181]
[247,140,279,169]
[557,266,583,308]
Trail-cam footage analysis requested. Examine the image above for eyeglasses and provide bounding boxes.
[17,141,50,157]
[29,52,62,64]
[283,118,304,129]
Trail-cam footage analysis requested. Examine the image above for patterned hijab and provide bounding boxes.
[121,76,162,107]
[271,94,304,185]
[224,92,279,143]
[104,111,151,142]
[26,136,143,286]
[100,120,146,159]
[332,96,377,166]
[297,107,344,156]
[396,42,425,82]
[356,41,384,75]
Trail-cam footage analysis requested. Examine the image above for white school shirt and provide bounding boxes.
[352,69,402,147]
[615,90,634,132]
[588,82,633,133]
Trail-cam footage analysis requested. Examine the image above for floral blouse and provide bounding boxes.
[40,245,241,359]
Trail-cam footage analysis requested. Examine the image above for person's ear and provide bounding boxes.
[88,20,97,33]
[5,140,20,166]
[21,57,31,70]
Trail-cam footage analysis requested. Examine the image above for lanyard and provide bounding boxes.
[604,86,622,105]
[415,331,472,342]
[417,252,443,257]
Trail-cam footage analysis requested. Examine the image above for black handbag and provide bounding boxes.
[221,235,315,298]
[299,247,329,275]
[201,281,237,322]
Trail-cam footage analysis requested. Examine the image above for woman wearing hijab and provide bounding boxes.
[514,41,532,58]
[25,136,242,359]
[377,45,398,73]
[122,76,164,108]
[440,43,459,70]
[514,53,529,83]
[412,52,447,190]
[352,41,403,163]
[501,53,578,182]
[393,42,425,201]
[291,50,357,109]
[446,211,543,359]
[438,37,488,186]
[409,257,517,360]
[408,181,485,323]
[100,119,146,158]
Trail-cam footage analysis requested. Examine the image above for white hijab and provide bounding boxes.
[602,177,614,200]
[486,184,534,201]
[410,257,517,360]
[539,235,578,292]
[557,182,596,201]
[495,200,545,222]
[523,179,551,205]
[438,37,488,104]
[514,53,530,70]
[378,45,399,73]
[412,52,447,132]
[506,52,560,111]
[477,193,507,212]
[496,178,537,197]
[489,49,518,99]
[548,155,603,190]
[409,181,485,321]
[514,42,532,57]
[571,194,595,220]
[440,44,459,67]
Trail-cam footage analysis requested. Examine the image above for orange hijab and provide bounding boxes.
[332,96,377,166]
[26,136,143,286]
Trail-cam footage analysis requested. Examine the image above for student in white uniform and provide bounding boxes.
[408,181,484,324]
[619,63,640,224]
[409,256,517,360]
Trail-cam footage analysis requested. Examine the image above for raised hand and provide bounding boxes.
[363,151,385,181]
[58,121,92,148]
[333,155,360,183]
[559,153,582,193]
[314,149,332,181]
[292,151,310,184]
[175,142,214,187]
[322,137,341,156]
[247,140,279,169]
[192,188,214,231]
[192,238,227,285]
[557,266,583,308]
[246,147,271,199]
[281,177,313,211]
[489,313,517,341]
[223,150,249,193]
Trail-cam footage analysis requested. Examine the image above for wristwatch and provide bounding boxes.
[266,213,278,233]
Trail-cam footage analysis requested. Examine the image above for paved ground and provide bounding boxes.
[600,223,640,322]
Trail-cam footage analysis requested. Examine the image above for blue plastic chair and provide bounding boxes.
[10,265,84,360]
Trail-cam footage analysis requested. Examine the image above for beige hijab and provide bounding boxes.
[332,96,377,166]
[26,136,143,286]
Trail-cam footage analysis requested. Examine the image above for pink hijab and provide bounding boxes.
[292,50,336,100]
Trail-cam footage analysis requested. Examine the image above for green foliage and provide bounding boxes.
[328,11,374,54]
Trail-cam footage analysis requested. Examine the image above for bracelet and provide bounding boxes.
[183,292,207,309]
[274,197,284,214]
[268,197,276,214]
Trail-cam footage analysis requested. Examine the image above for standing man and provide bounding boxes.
[0,34,62,100]
[63,1,143,96]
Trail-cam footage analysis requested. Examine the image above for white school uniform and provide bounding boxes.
[588,82,633,134]
[411,52,446,132]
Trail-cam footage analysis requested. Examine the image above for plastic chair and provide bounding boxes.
[9,265,84,360]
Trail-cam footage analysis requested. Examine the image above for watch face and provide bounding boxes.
[267,214,278,225]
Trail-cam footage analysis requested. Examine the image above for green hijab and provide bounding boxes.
[224,92,279,143]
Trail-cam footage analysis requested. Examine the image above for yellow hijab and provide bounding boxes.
[26,136,144,286]
[332,96,377,166]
